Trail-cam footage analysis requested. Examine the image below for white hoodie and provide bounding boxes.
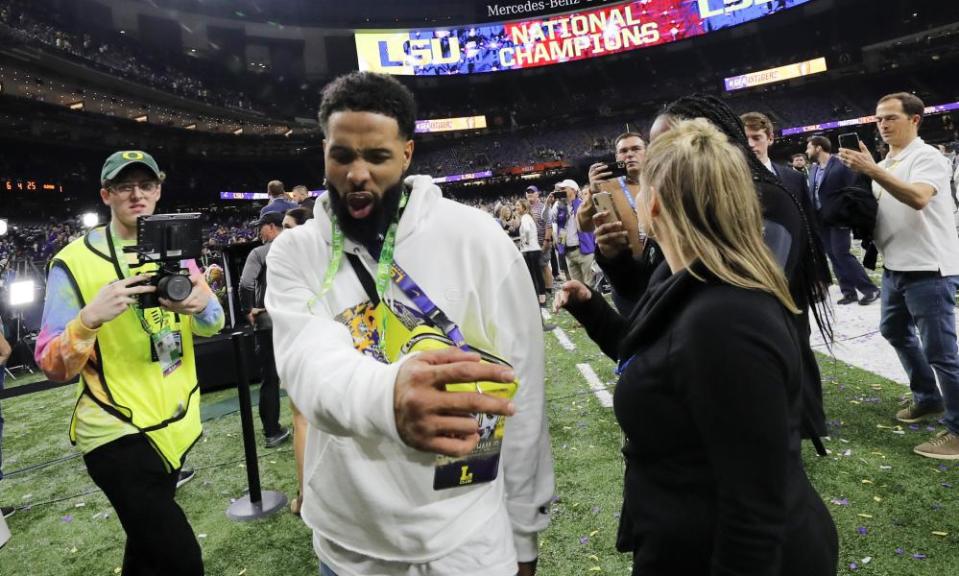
[265,175,554,571]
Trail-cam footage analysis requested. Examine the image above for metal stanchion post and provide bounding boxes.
[226,330,286,521]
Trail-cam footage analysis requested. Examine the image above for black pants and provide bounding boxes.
[522,250,546,297]
[254,327,282,438]
[83,434,203,576]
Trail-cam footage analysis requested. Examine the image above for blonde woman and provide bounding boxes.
[516,199,547,305]
[556,119,837,575]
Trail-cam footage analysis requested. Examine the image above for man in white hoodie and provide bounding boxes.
[265,71,554,576]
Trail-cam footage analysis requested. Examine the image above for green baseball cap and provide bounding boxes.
[100,150,162,184]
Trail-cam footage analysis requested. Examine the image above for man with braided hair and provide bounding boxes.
[576,94,832,445]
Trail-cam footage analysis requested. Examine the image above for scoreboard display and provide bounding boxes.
[3,179,63,193]
[356,0,813,76]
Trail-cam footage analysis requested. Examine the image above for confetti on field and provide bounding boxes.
[239,570,247,576]
[861,479,873,484]
[861,557,872,565]
[74,502,86,508]
[913,553,927,560]
[578,536,589,545]
[932,531,949,537]
[873,496,882,502]
[589,530,599,537]
[70,547,77,554]
[830,498,849,506]
[857,526,868,535]
[588,554,599,561]
[857,514,873,519]
[61,515,73,523]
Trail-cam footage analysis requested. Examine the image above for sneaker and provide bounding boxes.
[895,400,945,424]
[1,506,15,519]
[265,427,291,449]
[176,468,196,489]
[859,290,881,305]
[913,431,959,460]
[837,295,858,305]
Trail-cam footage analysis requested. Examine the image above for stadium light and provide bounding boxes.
[9,279,35,307]
[0,219,7,236]
[81,212,99,228]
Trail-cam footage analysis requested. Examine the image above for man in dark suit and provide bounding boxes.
[806,135,880,305]
[741,112,811,201]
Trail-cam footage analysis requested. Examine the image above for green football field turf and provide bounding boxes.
[1,309,957,575]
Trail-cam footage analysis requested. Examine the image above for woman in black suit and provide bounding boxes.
[557,118,838,576]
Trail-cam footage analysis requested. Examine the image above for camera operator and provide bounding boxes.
[34,151,224,576]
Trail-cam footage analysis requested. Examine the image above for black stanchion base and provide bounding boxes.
[226,491,288,522]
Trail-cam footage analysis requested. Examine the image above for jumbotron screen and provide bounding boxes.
[355,0,813,76]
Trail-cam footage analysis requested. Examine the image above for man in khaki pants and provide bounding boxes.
[552,179,596,286]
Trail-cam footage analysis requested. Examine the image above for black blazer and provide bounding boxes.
[772,162,809,207]
[568,265,838,576]
[808,155,858,211]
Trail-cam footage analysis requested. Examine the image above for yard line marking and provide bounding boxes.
[576,363,614,408]
[552,327,576,351]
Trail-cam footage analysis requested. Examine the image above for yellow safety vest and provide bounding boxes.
[52,227,202,470]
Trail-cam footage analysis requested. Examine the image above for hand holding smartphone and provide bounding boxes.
[592,192,619,222]
[838,132,861,151]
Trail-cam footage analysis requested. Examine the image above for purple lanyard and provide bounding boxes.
[389,263,471,352]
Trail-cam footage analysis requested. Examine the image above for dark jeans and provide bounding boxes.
[254,326,282,438]
[522,250,546,297]
[818,223,877,298]
[83,434,203,576]
[879,270,959,434]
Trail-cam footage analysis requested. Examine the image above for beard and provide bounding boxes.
[328,179,405,248]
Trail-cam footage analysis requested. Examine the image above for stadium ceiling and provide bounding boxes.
[139,0,635,27]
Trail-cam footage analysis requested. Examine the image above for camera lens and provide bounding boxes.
[158,274,193,302]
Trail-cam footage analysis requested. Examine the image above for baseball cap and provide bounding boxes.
[256,211,285,228]
[556,179,579,191]
[525,185,540,193]
[101,150,162,184]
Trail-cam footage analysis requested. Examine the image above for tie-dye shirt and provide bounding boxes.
[34,227,224,454]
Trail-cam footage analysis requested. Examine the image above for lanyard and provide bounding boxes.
[617,177,636,210]
[315,189,409,304]
[105,223,165,336]
[389,263,470,351]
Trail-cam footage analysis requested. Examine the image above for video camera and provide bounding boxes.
[124,213,203,309]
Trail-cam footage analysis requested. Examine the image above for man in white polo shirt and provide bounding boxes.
[840,92,959,459]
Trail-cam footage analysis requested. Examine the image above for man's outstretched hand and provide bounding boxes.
[394,348,516,457]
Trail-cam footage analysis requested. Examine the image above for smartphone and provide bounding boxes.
[838,132,861,151]
[592,191,620,221]
[598,156,629,179]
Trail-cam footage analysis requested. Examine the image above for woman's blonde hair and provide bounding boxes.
[641,118,799,313]
[516,199,530,214]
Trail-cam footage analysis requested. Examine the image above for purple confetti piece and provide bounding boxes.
[591,506,601,514]
[857,526,868,535]
[830,498,849,506]
[913,553,927,560]
[849,562,858,571]
[895,547,904,555]
[550,495,561,504]
[938,464,949,472]
[927,426,937,432]
[942,482,953,489]
[578,536,589,545]
[909,424,920,431]
[61,514,73,523]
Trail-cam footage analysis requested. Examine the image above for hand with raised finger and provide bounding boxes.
[80,274,156,329]
[553,280,591,313]
[394,347,516,457]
